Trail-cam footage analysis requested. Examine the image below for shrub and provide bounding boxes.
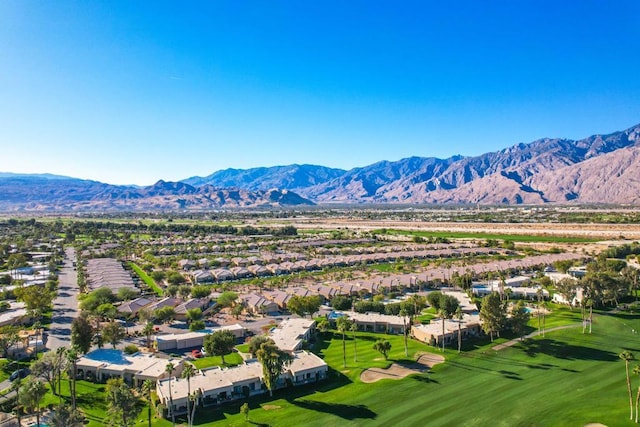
[124,344,139,355]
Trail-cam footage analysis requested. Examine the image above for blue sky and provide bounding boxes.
[1,1,639,185]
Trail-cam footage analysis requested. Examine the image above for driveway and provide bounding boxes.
[46,247,80,351]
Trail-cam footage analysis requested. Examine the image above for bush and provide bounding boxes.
[124,344,139,355]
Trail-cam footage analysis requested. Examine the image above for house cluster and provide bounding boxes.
[154,324,246,352]
[411,290,482,346]
[86,258,138,294]
[471,275,550,299]
[267,318,316,352]
[156,350,328,416]
[183,245,504,284]
[117,296,211,320]
[75,348,185,387]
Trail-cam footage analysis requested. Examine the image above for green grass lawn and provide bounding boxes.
[128,262,163,296]
[373,228,600,243]
[191,352,244,370]
[22,306,637,426]
[188,308,640,427]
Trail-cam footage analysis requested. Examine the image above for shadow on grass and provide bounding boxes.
[521,339,618,361]
[412,375,439,384]
[289,399,376,421]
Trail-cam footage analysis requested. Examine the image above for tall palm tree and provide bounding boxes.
[66,347,79,410]
[633,364,640,423]
[399,309,409,357]
[336,316,351,368]
[455,306,463,353]
[165,362,175,427]
[182,364,196,427]
[621,351,635,421]
[350,321,358,362]
[143,379,154,427]
[11,377,22,425]
[142,321,155,350]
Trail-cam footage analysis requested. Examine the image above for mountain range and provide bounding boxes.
[1,122,639,211]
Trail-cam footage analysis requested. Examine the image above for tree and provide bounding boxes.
[256,341,293,397]
[186,308,203,324]
[143,379,154,427]
[49,403,84,427]
[621,351,635,421]
[165,362,176,427]
[117,287,138,302]
[154,306,176,324]
[167,271,186,286]
[400,308,409,357]
[14,285,54,319]
[430,293,459,352]
[455,306,463,353]
[0,325,19,358]
[287,295,321,318]
[102,321,125,348]
[20,380,47,427]
[31,350,66,396]
[555,278,579,309]
[178,285,192,300]
[204,329,236,364]
[316,317,329,335]
[336,316,352,368]
[241,402,250,421]
[479,292,507,342]
[164,285,179,298]
[331,295,352,311]
[142,321,155,350]
[191,285,211,299]
[373,339,392,360]
[71,314,93,354]
[182,364,196,427]
[11,377,22,425]
[190,320,205,331]
[510,301,530,341]
[217,291,238,308]
[106,378,139,427]
[350,320,359,362]
[633,364,640,423]
[248,335,273,358]
[66,347,79,410]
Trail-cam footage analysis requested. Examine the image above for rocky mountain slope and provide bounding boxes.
[0,177,313,211]
[2,122,639,210]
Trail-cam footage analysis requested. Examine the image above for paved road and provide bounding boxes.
[46,247,79,351]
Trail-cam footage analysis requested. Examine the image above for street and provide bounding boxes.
[46,247,79,351]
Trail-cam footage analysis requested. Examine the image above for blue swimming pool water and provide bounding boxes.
[328,311,345,320]
[85,348,130,365]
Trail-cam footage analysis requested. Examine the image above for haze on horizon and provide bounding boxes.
[1,1,639,186]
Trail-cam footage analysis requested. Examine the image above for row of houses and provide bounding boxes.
[156,351,328,416]
[186,246,506,283]
[471,275,550,299]
[86,258,138,294]
[117,296,210,320]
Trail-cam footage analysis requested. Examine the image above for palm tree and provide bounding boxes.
[336,316,351,368]
[20,380,47,427]
[165,362,175,427]
[621,351,635,421]
[350,321,358,362]
[399,308,409,357]
[455,306,463,353]
[11,377,22,425]
[66,347,79,410]
[142,321,155,350]
[182,364,196,427]
[633,364,640,423]
[143,379,154,427]
[33,320,42,359]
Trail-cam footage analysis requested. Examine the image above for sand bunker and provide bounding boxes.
[360,352,444,383]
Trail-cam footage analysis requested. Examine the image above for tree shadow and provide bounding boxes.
[412,375,439,384]
[521,339,618,361]
[289,399,376,421]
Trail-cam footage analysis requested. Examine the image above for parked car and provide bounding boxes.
[191,349,203,358]
[10,368,30,381]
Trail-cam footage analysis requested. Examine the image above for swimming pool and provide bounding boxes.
[84,348,131,365]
